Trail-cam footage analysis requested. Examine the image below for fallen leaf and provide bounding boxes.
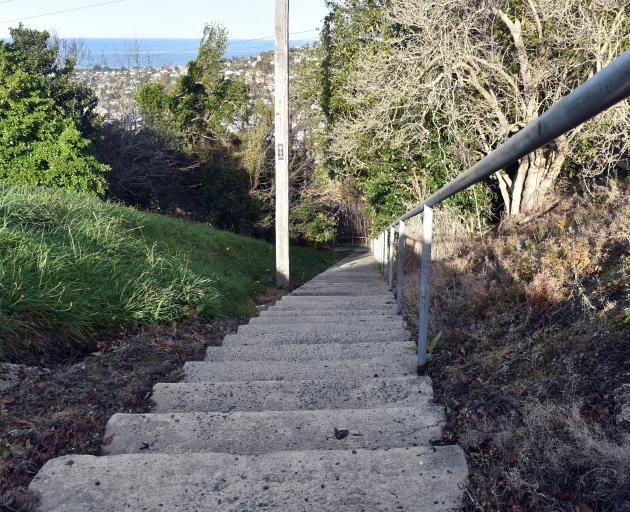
[9,415,34,428]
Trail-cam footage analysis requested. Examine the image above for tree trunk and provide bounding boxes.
[507,143,568,216]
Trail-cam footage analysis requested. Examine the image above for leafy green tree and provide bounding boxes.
[0,26,107,193]
[320,0,390,164]
[131,24,256,233]
[136,23,248,149]
[135,83,171,128]
[319,1,486,232]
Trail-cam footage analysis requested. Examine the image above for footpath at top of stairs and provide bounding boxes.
[28,250,468,512]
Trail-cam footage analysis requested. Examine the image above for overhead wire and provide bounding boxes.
[0,0,127,24]
[228,42,310,55]
[140,29,320,57]
[227,28,319,46]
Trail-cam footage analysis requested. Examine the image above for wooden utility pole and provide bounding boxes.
[274,0,290,289]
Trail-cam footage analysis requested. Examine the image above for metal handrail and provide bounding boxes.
[372,49,630,371]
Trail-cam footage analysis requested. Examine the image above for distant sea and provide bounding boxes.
[69,38,314,68]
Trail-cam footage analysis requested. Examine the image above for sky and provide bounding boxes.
[0,0,330,39]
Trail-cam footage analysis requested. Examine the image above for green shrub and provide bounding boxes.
[0,26,108,194]
[290,198,337,247]
[135,23,248,147]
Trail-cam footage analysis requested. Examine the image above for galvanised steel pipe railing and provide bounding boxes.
[372,49,630,371]
[387,225,396,291]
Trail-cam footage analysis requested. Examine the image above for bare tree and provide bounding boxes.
[331,0,630,216]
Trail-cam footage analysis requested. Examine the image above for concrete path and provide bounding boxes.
[29,251,467,511]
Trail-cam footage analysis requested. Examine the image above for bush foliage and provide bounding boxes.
[130,24,347,245]
[0,26,108,193]
[318,0,629,224]
[136,24,248,149]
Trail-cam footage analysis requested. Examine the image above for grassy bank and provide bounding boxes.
[0,186,343,361]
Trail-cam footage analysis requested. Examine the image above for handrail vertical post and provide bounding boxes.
[387,226,395,290]
[384,230,389,275]
[396,220,406,314]
[381,231,386,272]
[417,206,433,370]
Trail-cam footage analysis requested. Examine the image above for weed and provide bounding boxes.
[404,331,443,355]
[427,331,444,355]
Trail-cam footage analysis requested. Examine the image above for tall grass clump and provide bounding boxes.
[0,186,219,358]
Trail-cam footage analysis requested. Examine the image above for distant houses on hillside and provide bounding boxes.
[75,47,313,121]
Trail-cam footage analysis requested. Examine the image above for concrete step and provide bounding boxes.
[258,309,399,318]
[184,356,416,382]
[250,309,402,322]
[295,280,387,285]
[327,267,379,272]
[291,290,392,296]
[280,294,394,303]
[221,329,411,346]
[270,302,398,312]
[241,318,404,328]
[323,269,381,274]
[302,278,385,283]
[237,321,405,335]
[278,297,388,305]
[151,376,432,413]
[304,280,385,286]
[271,299,394,306]
[292,286,391,293]
[315,272,382,276]
[300,272,383,278]
[103,405,444,455]
[303,283,387,287]
[204,341,414,362]
[30,447,468,512]
[320,265,378,270]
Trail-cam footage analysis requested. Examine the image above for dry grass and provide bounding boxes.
[397,181,630,510]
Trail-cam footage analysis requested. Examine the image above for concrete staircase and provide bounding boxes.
[29,251,468,511]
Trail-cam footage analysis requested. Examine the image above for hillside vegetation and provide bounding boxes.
[400,182,630,510]
[318,0,629,227]
[0,186,341,362]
